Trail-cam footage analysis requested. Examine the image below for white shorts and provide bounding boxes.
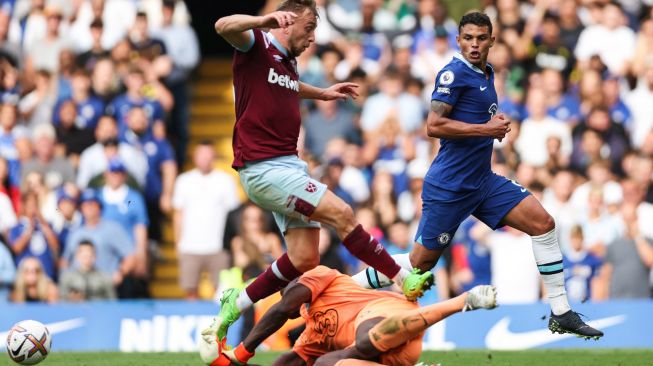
[239,155,327,233]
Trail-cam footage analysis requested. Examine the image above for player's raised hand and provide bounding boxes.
[485,113,511,141]
[321,82,360,100]
[260,11,297,29]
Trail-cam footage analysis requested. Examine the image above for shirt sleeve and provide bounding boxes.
[130,191,149,226]
[171,175,185,210]
[297,266,340,303]
[431,66,464,106]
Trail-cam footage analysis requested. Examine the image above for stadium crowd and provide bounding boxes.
[0,0,199,302]
[1,0,652,312]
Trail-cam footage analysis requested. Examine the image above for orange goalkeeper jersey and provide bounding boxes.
[293,266,419,364]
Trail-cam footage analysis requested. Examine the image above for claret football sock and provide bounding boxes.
[237,253,302,310]
[531,228,571,315]
[343,224,402,280]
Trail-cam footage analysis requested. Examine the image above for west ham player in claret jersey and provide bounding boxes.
[352,12,603,340]
[199,0,433,355]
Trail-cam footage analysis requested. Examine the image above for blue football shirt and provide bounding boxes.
[428,53,498,193]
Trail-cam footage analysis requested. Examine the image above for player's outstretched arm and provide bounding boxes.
[299,81,359,101]
[215,11,298,50]
[225,281,312,364]
[427,100,510,140]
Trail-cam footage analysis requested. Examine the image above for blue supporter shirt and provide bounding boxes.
[429,53,498,193]
[99,187,149,242]
[9,218,57,279]
[107,94,165,139]
[563,252,602,302]
[123,130,175,203]
[0,129,24,188]
[64,220,133,275]
[53,97,105,130]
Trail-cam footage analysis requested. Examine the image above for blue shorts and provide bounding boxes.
[415,173,530,250]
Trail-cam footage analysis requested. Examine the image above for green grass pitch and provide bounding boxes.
[19,349,653,366]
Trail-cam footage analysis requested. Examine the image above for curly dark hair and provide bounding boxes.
[459,11,493,35]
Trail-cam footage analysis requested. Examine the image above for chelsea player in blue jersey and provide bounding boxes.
[356,12,603,339]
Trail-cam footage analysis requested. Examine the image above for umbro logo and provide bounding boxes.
[480,86,487,91]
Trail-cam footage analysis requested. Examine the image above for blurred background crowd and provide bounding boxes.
[0,0,652,321]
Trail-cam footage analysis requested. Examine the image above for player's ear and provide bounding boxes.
[490,36,495,48]
[455,35,460,48]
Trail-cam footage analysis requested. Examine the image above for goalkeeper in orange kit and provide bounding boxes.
[200,265,497,366]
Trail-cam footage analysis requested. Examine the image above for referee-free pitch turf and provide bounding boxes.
[20,349,653,366]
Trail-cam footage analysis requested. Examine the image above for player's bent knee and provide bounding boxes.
[534,214,555,236]
[292,256,320,273]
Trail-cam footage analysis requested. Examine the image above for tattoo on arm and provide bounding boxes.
[431,100,453,118]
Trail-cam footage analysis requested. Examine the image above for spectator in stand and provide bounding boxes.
[317,226,345,274]
[515,87,572,168]
[412,26,455,90]
[77,115,147,189]
[540,68,581,125]
[384,220,412,256]
[75,18,110,71]
[557,0,584,51]
[54,99,96,163]
[172,141,240,300]
[11,257,57,303]
[50,184,81,256]
[63,189,135,298]
[21,123,75,190]
[8,191,59,280]
[24,5,69,77]
[108,66,165,140]
[362,117,414,196]
[602,74,632,130]
[621,178,653,239]
[0,240,15,302]
[153,0,200,167]
[563,225,602,302]
[360,69,424,134]
[471,223,541,305]
[522,11,574,78]
[577,187,624,258]
[303,99,358,159]
[596,204,653,300]
[0,103,28,208]
[542,169,579,253]
[629,153,653,204]
[231,203,284,271]
[631,17,653,77]
[55,68,105,131]
[575,2,635,75]
[18,68,56,132]
[569,129,605,176]
[571,106,630,175]
[625,63,653,149]
[90,57,120,104]
[570,160,623,215]
[99,158,148,282]
[0,158,17,236]
[60,240,116,302]
[320,157,354,208]
[450,217,491,294]
[123,106,176,244]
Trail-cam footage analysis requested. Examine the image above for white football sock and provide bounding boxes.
[235,289,253,311]
[531,228,571,315]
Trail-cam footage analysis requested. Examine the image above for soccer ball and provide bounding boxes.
[5,320,52,365]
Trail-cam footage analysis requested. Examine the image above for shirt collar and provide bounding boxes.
[266,32,289,57]
[453,52,493,75]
